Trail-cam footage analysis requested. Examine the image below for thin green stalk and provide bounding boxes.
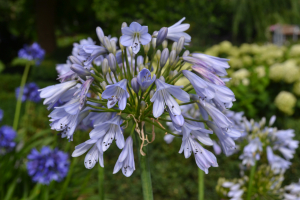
[246,161,257,200]
[144,118,182,137]
[43,185,49,200]
[135,124,153,200]
[13,63,31,130]
[98,166,105,200]
[198,168,204,200]
[184,117,207,123]
[179,100,199,106]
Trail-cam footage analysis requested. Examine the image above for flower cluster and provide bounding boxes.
[0,125,17,154]
[15,82,41,103]
[27,146,69,185]
[39,17,240,177]
[18,42,45,65]
[284,179,300,200]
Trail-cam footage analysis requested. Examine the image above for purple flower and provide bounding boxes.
[0,125,16,153]
[15,82,41,103]
[18,42,45,65]
[27,146,69,185]
[120,22,151,54]
[137,68,156,92]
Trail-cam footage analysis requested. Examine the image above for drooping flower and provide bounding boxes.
[15,82,41,103]
[0,125,17,153]
[18,42,45,65]
[150,78,190,118]
[102,79,129,110]
[120,22,151,54]
[27,146,69,185]
[137,68,156,92]
[113,136,135,177]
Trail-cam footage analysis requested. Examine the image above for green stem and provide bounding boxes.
[98,166,105,200]
[246,161,257,200]
[184,117,208,123]
[144,118,181,137]
[179,100,199,106]
[13,63,31,130]
[135,126,153,200]
[198,168,204,200]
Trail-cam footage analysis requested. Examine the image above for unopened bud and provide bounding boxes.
[102,58,109,75]
[176,36,185,54]
[127,47,133,57]
[69,56,81,65]
[169,50,177,66]
[150,90,155,99]
[96,27,105,44]
[162,40,168,49]
[141,101,146,111]
[145,56,149,64]
[103,36,112,52]
[119,37,124,51]
[151,38,157,49]
[156,27,168,46]
[169,70,178,79]
[155,49,161,60]
[108,53,116,72]
[100,81,107,90]
[160,48,169,67]
[111,40,117,55]
[70,64,91,80]
[122,22,128,28]
[137,56,144,67]
[182,50,190,57]
[159,76,165,82]
[172,42,177,51]
[131,77,140,94]
[143,43,150,55]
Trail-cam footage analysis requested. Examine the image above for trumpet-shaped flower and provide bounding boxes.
[151,78,190,118]
[120,22,151,54]
[165,17,191,44]
[137,68,156,91]
[113,136,135,177]
[102,79,129,110]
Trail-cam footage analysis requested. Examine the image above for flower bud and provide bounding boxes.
[96,27,105,44]
[119,37,124,51]
[143,43,150,55]
[156,27,168,46]
[155,49,161,61]
[169,50,177,66]
[111,40,117,55]
[162,40,168,49]
[137,56,144,67]
[108,53,116,72]
[103,36,112,52]
[100,81,107,90]
[151,38,157,49]
[127,47,133,57]
[182,50,190,57]
[69,56,81,65]
[160,48,169,67]
[159,76,165,82]
[169,70,178,79]
[150,90,155,99]
[176,36,185,54]
[140,101,146,111]
[102,58,109,75]
[131,77,140,94]
[145,56,149,64]
[70,64,91,80]
[122,22,128,28]
[172,42,177,51]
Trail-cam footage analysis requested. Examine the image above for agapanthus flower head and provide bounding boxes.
[27,146,69,185]
[0,125,17,153]
[15,82,41,103]
[18,42,45,65]
[39,17,241,176]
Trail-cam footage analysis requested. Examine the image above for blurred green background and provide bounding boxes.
[1,0,300,199]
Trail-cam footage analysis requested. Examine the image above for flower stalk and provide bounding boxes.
[246,160,257,200]
[198,168,204,200]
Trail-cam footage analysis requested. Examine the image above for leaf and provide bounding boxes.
[11,58,34,66]
[0,60,5,73]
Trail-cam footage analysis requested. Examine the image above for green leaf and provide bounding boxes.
[11,58,34,67]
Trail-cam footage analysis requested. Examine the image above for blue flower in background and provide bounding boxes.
[0,109,3,122]
[27,146,69,185]
[0,125,17,153]
[15,82,41,103]
[18,42,45,65]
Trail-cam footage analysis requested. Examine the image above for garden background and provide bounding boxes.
[1,0,300,199]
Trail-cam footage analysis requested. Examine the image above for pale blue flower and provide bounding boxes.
[165,17,191,44]
[89,115,124,151]
[113,136,135,177]
[120,22,151,54]
[137,68,156,92]
[39,80,78,110]
[102,79,129,110]
[72,138,104,168]
[239,137,262,166]
[267,146,291,173]
[150,78,190,118]
[213,140,222,155]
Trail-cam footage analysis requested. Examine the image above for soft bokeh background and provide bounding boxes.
[1,0,300,199]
